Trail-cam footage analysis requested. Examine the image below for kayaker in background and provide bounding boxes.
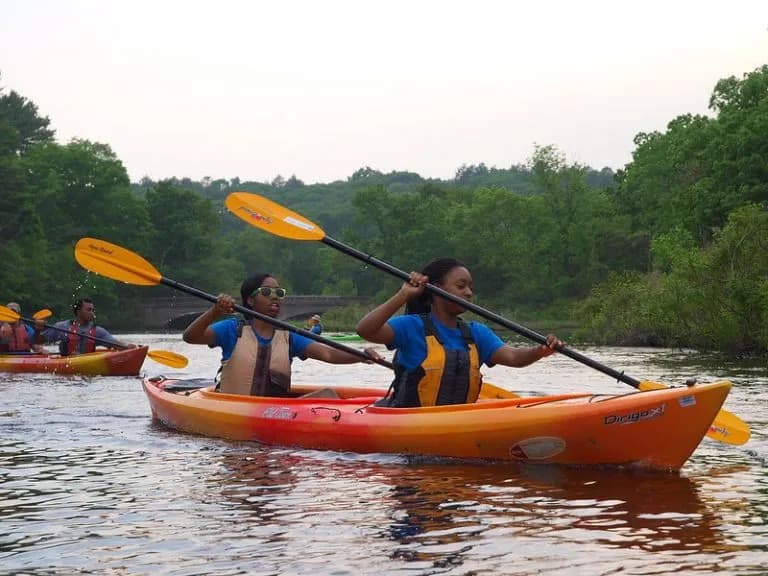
[356,258,563,408]
[183,272,382,397]
[0,302,45,353]
[304,314,323,335]
[34,297,136,356]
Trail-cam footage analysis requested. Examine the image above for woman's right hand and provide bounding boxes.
[214,294,236,316]
[401,271,428,298]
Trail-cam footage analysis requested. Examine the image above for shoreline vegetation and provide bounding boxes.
[2,65,767,359]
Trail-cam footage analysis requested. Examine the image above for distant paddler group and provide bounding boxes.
[0,300,187,375]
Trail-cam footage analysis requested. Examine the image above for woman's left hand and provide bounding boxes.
[362,347,384,363]
[540,334,564,357]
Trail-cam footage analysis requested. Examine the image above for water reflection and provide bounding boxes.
[214,450,299,516]
[3,338,766,575]
[210,449,746,574]
[372,462,736,570]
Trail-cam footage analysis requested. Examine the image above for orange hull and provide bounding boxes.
[0,346,148,376]
[143,377,731,471]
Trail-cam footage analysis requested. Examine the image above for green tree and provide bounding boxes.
[615,65,768,243]
[0,79,52,304]
[0,77,55,155]
[579,205,768,355]
[21,139,151,322]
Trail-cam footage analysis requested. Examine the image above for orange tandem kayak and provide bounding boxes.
[142,376,731,471]
[0,346,149,376]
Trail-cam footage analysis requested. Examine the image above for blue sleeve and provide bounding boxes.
[210,318,240,361]
[93,326,117,345]
[42,321,69,343]
[387,315,427,371]
[470,322,505,366]
[25,325,35,341]
[289,332,314,360]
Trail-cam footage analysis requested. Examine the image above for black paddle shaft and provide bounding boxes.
[158,276,393,370]
[321,236,642,389]
[25,316,131,351]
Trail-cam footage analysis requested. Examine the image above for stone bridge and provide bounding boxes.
[142,295,368,330]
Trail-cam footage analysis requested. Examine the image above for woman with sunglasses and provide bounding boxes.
[356,258,563,408]
[183,272,381,396]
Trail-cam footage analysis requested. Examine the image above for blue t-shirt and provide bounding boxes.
[22,324,35,341]
[387,314,505,371]
[210,318,314,361]
[310,324,322,335]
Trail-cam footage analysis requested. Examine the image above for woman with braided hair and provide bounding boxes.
[357,258,562,408]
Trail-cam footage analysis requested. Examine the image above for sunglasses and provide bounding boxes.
[252,286,287,299]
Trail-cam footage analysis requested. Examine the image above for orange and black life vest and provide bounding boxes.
[384,315,482,408]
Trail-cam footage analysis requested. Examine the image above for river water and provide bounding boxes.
[1,333,766,575]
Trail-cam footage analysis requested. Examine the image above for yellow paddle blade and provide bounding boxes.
[147,349,189,369]
[0,305,20,323]
[479,382,521,399]
[707,410,751,445]
[0,307,50,322]
[225,192,326,241]
[33,309,53,320]
[638,380,667,391]
[708,411,749,445]
[640,380,750,446]
[75,238,162,286]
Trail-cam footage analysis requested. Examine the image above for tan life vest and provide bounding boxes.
[219,324,292,396]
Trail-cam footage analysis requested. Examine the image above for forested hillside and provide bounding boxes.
[2,65,766,356]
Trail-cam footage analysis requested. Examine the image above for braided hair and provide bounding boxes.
[405,258,466,315]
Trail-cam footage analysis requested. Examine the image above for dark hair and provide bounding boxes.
[405,258,466,315]
[72,297,94,314]
[240,272,273,308]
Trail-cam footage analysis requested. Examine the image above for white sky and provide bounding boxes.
[1,0,766,184]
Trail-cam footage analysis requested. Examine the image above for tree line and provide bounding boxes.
[1,64,766,356]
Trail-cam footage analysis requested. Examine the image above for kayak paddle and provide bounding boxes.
[73,238,519,400]
[73,237,392,370]
[0,305,189,369]
[34,309,53,321]
[224,191,750,446]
